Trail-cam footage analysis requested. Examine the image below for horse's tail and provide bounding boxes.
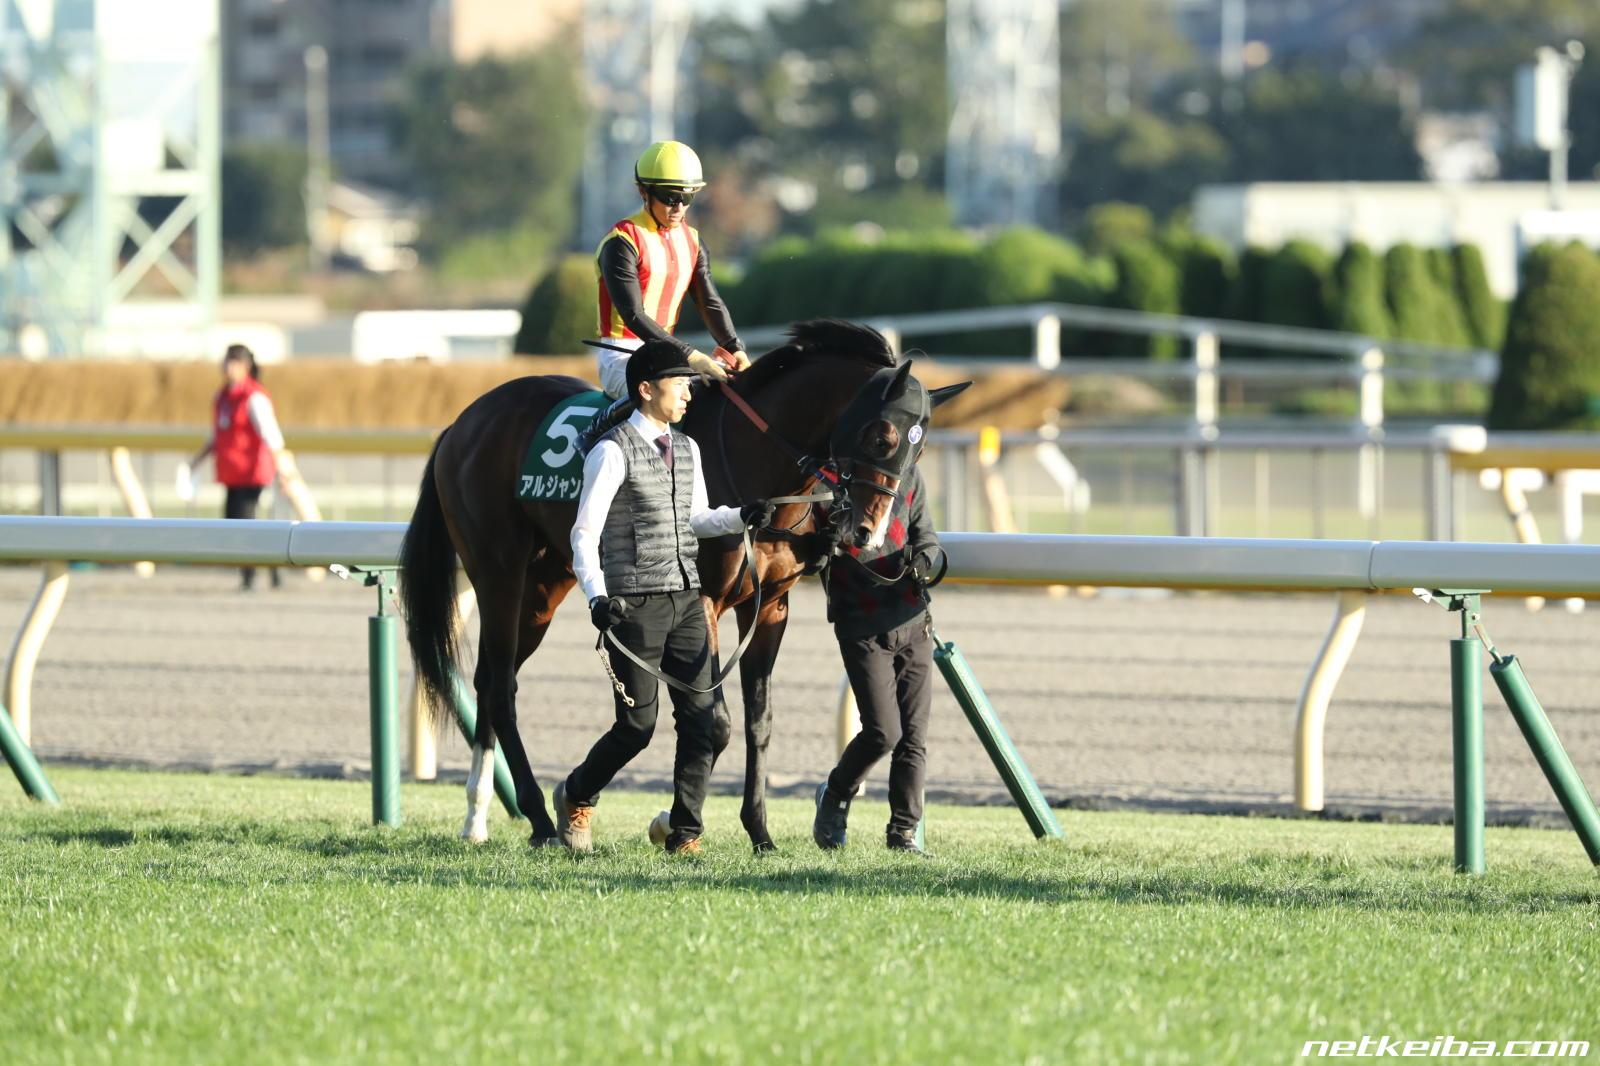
[399,440,460,728]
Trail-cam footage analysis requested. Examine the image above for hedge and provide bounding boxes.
[1487,242,1600,430]
[514,225,1502,363]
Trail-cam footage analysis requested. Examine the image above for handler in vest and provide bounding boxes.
[578,140,749,453]
[185,344,302,590]
[555,341,775,855]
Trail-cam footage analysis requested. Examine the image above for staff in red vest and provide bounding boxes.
[187,345,292,590]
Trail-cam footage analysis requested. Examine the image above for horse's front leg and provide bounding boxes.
[732,592,790,852]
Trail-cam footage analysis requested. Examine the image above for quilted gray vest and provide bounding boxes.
[599,422,698,596]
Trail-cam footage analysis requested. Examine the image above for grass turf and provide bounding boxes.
[2,769,1597,1065]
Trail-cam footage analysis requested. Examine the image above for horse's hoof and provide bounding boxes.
[647,811,671,848]
[460,820,490,844]
[751,838,778,855]
[528,833,562,849]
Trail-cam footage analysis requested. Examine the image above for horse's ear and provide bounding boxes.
[883,361,913,402]
[929,381,972,409]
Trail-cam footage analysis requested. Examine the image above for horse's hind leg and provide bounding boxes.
[494,552,576,844]
[734,592,791,853]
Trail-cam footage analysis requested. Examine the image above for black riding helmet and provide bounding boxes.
[625,341,699,402]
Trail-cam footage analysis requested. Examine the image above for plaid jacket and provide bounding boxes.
[824,466,942,639]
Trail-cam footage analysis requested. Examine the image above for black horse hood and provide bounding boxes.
[829,361,971,480]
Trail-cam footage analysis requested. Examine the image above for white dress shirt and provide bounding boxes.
[244,391,285,452]
[570,408,745,602]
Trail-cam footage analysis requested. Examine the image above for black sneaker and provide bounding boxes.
[813,783,850,850]
[887,831,929,857]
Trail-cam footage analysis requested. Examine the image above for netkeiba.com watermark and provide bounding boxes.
[1301,1035,1591,1058]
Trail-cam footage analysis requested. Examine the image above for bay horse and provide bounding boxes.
[399,320,965,851]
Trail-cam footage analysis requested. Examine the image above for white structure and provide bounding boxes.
[1192,181,1600,297]
[579,0,692,245]
[946,0,1061,228]
[1,0,221,357]
[351,309,521,363]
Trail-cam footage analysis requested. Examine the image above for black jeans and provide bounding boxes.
[827,621,934,838]
[223,486,278,589]
[567,588,722,844]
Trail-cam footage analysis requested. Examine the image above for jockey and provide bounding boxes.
[580,140,749,452]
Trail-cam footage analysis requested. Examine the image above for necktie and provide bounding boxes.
[655,433,673,470]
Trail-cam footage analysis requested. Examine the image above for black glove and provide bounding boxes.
[802,524,844,560]
[740,499,776,531]
[589,595,628,632]
[910,549,939,586]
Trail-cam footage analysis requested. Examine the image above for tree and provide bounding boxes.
[1059,0,1196,127]
[1261,240,1332,332]
[1385,243,1468,346]
[1328,243,1393,338]
[1061,114,1230,224]
[1219,65,1423,182]
[755,0,947,204]
[1109,241,1182,359]
[514,255,595,355]
[395,49,586,264]
[221,145,309,254]
[1452,243,1506,349]
[1487,242,1600,429]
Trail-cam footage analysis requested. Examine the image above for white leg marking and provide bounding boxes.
[460,744,494,843]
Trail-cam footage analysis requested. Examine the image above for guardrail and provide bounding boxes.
[8,423,1600,545]
[693,300,1497,445]
[2,516,1598,872]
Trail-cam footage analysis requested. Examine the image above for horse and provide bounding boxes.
[398,319,967,851]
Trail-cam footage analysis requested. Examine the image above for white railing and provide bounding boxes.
[3,516,1598,815]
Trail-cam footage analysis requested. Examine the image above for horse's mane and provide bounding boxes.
[732,319,898,394]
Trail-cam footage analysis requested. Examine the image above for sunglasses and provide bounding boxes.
[650,187,697,208]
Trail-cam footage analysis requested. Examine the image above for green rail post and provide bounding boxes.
[1436,590,1487,875]
[447,672,522,820]
[1490,655,1600,866]
[0,700,59,804]
[933,631,1064,840]
[367,572,401,827]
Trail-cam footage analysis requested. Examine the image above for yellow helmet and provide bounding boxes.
[634,140,707,191]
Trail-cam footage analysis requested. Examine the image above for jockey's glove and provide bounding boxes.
[589,595,629,632]
[910,549,939,586]
[687,350,731,380]
[740,499,777,531]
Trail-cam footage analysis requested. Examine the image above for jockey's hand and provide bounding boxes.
[803,524,844,559]
[589,595,628,632]
[687,350,730,381]
[715,346,751,374]
[910,549,938,586]
[739,499,777,531]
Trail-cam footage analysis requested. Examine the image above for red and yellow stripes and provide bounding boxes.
[595,210,701,339]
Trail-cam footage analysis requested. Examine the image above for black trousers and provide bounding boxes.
[223,486,278,588]
[827,621,934,837]
[567,588,721,843]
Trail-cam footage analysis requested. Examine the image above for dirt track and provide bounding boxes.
[6,567,1599,832]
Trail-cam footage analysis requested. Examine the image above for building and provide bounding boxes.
[223,0,440,189]
[222,0,572,191]
[1193,181,1600,297]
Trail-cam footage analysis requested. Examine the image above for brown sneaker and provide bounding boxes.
[666,835,702,856]
[553,781,593,853]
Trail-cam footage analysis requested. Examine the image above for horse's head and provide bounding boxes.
[829,360,970,549]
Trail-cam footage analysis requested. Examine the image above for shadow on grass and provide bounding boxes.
[25,818,1596,915]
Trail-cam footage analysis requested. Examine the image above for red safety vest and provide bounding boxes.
[595,209,701,339]
[213,379,276,488]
